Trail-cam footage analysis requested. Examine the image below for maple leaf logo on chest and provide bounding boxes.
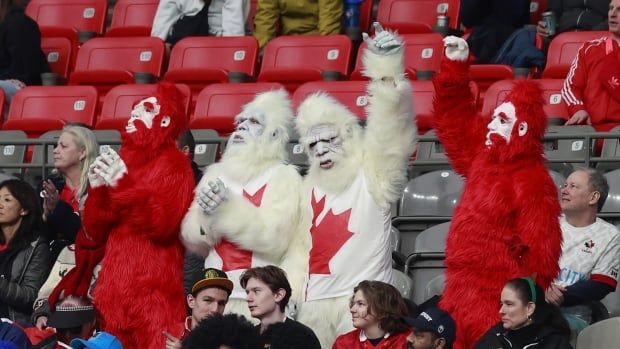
[309,190,354,275]
[214,184,267,271]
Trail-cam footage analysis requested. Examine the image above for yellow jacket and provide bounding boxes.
[253,0,343,48]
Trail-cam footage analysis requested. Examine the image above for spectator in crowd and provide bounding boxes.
[151,0,249,47]
[404,306,456,349]
[545,167,620,333]
[0,179,51,327]
[39,125,98,260]
[181,313,261,349]
[0,320,30,349]
[460,0,531,64]
[38,296,97,348]
[240,266,320,349]
[253,0,343,48]
[164,268,233,349]
[561,0,620,129]
[0,0,49,121]
[70,331,122,349]
[475,277,572,349]
[332,280,410,348]
[538,0,609,38]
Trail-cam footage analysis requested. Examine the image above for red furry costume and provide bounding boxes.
[433,39,563,349]
[49,83,195,348]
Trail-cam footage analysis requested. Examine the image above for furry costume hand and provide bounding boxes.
[197,178,228,215]
[91,148,127,187]
[362,22,403,56]
[443,36,469,61]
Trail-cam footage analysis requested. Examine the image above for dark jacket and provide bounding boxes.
[0,6,49,84]
[0,237,52,327]
[549,0,609,33]
[258,318,321,349]
[474,323,573,349]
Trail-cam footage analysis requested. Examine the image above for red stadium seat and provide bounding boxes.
[2,86,98,137]
[292,81,369,120]
[359,0,373,33]
[192,83,286,135]
[0,89,5,127]
[482,79,569,124]
[97,84,192,131]
[258,35,352,93]
[107,0,159,37]
[530,0,547,24]
[41,36,73,80]
[414,80,480,134]
[26,0,108,35]
[350,33,444,80]
[469,64,515,98]
[69,37,166,97]
[542,31,608,78]
[377,0,460,34]
[164,36,259,108]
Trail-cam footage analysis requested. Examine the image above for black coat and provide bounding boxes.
[0,6,49,84]
[258,318,321,349]
[475,323,573,349]
[549,0,610,33]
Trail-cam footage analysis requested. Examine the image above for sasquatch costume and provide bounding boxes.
[50,83,195,349]
[181,90,306,318]
[295,25,416,348]
[434,37,563,349]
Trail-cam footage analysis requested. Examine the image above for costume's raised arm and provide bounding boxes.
[361,24,416,206]
[432,36,486,177]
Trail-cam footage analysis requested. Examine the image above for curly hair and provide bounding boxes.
[182,313,261,349]
[352,280,409,334]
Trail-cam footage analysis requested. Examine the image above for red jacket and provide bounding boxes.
[562,36,620,131]
[332,328,409,349]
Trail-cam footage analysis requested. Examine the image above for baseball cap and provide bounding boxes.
[70,332,122,349]
[403,307,456,349]
[48,304,95,329]
[191,268,234,295]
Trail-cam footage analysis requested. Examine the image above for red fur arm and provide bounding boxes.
[108,152,195,243]
[432,58,486,177]
[82,186,116,244]
[514,167,563,289]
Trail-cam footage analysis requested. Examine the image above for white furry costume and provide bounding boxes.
[295,34,416,348]
[181,90,306,318]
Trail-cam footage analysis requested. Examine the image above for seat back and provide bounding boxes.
[107,0,158,36]
[191,129,222,169]
[93,130,122,153]
[529,0,548,24]
[547,170,566,201]
[602,169,620,214]
[377,0,460,33]
[26,0,108,34]
[399,170,464,217]
[0,131,28,178]
[97,84,191,131]
[41,36,73,79]
[3,86,98,137]
[424,273,446,301]
[28,130,62,184]
[544,125,594,174]
[542,31,608,78]
[0,88,4,125]
[576,317,620,349]
[414,130,450,174]
[192,83,286,135]
[292,81,369,120]
[391,269,413,299]
[601,290,620,318]
[598,125,620,172]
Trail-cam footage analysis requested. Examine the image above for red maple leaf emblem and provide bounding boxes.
[214,185,267,271]
[308,190,354,275]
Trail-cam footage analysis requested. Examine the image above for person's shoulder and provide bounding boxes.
[594,217,620,237]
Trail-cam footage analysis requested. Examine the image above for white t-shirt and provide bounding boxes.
[305,171,393,301]
[556,216,620,289]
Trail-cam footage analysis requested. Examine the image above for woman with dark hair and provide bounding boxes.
[0,179,51,326]
[332,280,410,348]
[0,0,49,120]
[475,277,573,349]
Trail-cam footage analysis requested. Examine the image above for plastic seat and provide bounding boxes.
[601,169,620,214]
[3,86,98,138]
[0,89,4,126]
[27,130,62,185]
[413,130,450,174]
[97,84,191,131]
[191,129,222,169]
[469,64,514,98]
[69,37,166,98]
[258,35,352,93]
[191,83,286,135]
[377,0,460,34]
[164,36,259,108]
[597,125,620,172]
[544,125,595,175]
[292,81,369,121]
[424,272,445,301]
[93,130,122,153]
[601,290,620,318]
[529,0,548,24]
[41,36,72,80]
[0,130,28,178]
[547,170,566,200]
[576,317,620,349]
[542,31,608,78]
[106,0,159,37]
[399,170,464,217]
[26,0,108,35]
[391,269,413,299]
[350,33,444,80]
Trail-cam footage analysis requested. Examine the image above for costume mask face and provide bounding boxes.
[126,97,161,133]
[305,124,343,169]
[230,107,266,145]
[486,102,518,147]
